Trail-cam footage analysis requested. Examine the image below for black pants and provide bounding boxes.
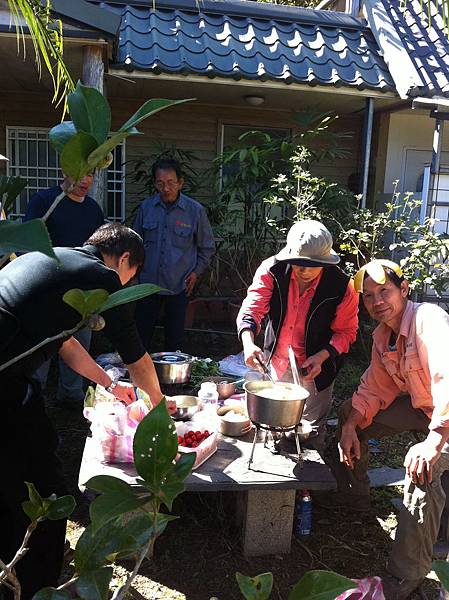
[0,377,67,599]
[135,291,189,352]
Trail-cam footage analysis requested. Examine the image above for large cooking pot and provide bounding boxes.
[244,380,309,428]
[150,351,194,384]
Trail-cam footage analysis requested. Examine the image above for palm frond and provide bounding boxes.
[7,0,74,112]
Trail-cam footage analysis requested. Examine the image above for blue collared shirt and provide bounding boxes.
[132,192,215,295]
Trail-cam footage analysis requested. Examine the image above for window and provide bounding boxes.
[6,127,125,221]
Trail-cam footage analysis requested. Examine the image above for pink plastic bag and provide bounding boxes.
[336,577,385,600]
[84,400,149,464]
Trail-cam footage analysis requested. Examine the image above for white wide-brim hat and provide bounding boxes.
[276,220,340,266]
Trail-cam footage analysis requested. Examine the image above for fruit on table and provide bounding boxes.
[178,430,210,448]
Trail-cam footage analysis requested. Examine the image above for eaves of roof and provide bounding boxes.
[50,0,121,38]
[94,0,396,94]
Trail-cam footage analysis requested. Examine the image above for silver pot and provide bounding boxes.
[170,395,199,420]
[244,380,309,428]
[151,351,194,384]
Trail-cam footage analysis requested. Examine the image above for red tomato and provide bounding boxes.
[188,430,195,436]
[195,433,203,442]
[191,441,198,448]
[178,436,183,444]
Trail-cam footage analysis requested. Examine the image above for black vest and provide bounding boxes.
[264,260,350,391]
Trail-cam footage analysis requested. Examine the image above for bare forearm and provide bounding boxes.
[241,329,255,348]
[426,427,449,452]
[59,338,111,387]
[126,353,163,407]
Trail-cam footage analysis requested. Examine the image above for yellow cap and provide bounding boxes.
[354,259,403,293]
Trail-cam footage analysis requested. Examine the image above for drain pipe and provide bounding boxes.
[361,97,374,208]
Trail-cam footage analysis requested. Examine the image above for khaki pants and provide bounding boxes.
[329,395,449,580]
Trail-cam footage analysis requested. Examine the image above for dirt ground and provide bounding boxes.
[46,330,441,600]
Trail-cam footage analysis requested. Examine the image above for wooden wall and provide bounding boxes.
[0,90,363,218]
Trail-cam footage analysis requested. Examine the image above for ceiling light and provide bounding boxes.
[244,95,265,106]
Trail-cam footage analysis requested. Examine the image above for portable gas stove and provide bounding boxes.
[248,421,304,469]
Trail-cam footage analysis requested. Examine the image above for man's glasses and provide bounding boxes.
[155,180,179,190]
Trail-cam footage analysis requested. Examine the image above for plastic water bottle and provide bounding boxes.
[295,490,312,536]
[198,382,219,408]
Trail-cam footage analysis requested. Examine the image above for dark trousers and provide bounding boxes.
[135,292,189,352]
[0,378,67,599]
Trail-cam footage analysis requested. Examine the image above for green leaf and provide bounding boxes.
[148,452,195,511]
[98,284,165,314]
[433,560,449,592]
[236,572,273,600]
[22,500,44,522]
[25,481,44,507]
[86,475,136,495]
[288,571,356,600]
[88,486,147,533]
[63,288,110,319]
[0,175,27,214]
[0,220,57,259]
[32,588,71,600]
[119,98,194,133]
[87,131,131,172]
[68,81,111,145]
[45,495,76,520]
[133,400,179,486]
[75,567,113,600]
[49,121,77,154]
[74,514,153,572]
[61,131,98,181]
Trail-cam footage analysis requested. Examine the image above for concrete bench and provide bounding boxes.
[78,431,336,557]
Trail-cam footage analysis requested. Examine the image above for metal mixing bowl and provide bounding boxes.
[201,376,243,400]
[151,352,194,384]
[170,395,199,421]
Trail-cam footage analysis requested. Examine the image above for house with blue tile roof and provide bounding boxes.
[0,0,448,237]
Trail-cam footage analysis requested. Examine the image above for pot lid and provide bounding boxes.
[150,352,193,364]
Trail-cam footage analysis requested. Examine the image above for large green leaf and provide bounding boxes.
[45,495,76,520]
[75,567,113,600]
[88,483,148,533]
[49,121,77,154]
[74,513,153,573]
[236,572,273,600]
[61,131,98,181]
[433,560,449,592]
[288,571,356,600]
[32,588,71,600]
[147,452,195,511]
[68,81,111,145]
[0,219,57,259]
[133,400,178,486]
[119,98,194,133]
[86,475,136,495]
[87,131,131,172]
[98,284,164,314]
[0,175,27,214]
[63,289,110,319]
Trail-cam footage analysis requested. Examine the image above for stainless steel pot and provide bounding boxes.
[150,351,194,384]
[244,380,309,428]
[170,395,200,420]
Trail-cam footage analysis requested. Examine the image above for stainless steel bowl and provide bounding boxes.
[200,376,242,400]
[170,395,199,420]
[244,380,309,428]
[151,351,194,384]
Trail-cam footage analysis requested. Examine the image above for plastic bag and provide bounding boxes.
[336,577,385,600]
[84,399,149,463]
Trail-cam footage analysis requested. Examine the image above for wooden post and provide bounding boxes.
[82,45,107,212]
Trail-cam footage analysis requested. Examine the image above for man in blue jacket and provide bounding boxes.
[133,159,215,351]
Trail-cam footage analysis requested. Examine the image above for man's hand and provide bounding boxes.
[301,349,330,381]
[112,383,136,406]
[185,272,197,296]
[404,440,442,485]
[338,423,361,469]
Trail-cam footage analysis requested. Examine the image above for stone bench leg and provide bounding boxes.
[240,489,296,556]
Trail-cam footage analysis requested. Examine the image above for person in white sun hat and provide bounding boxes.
[237,219,359,451]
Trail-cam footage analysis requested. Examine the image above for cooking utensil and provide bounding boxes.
[151,351,195,384]
[199,376,244,400]
[244,380,309,428]
[288,345,301,386]
[169,395,199,420]
[255,357,276,385]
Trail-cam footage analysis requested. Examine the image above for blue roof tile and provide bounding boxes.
[93,0,395,93]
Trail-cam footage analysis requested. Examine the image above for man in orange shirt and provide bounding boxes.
[330,259,449,600]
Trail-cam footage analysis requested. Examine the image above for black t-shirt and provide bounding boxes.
[0,245,145,378]
[23,187,105,247]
